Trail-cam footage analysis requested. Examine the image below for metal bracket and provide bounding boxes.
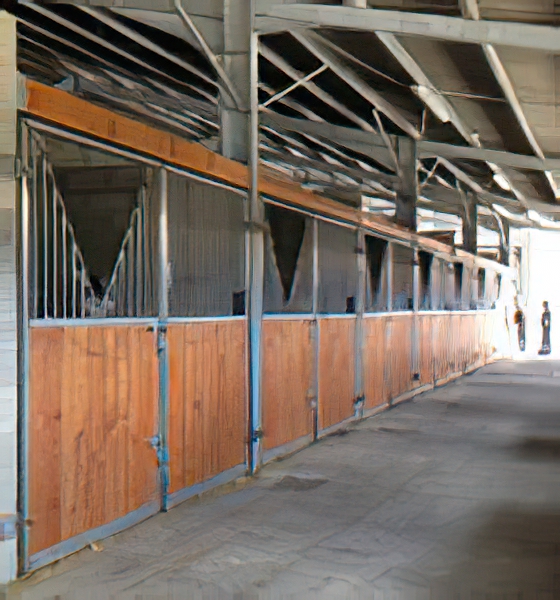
[251,428,264,443]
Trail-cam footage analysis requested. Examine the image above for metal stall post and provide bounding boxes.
[248,25,265,473]
[311,217,319,440]
[354,228,366,418]
[156,167,170,510]
[412,248,420,383]
[18,122,31,572]
[384,241,394,399]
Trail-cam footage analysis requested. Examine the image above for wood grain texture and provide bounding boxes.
[385,314,413,400]
[363,317,388,409]
[418,314,435,386]
[262,319,314,451]
[167,320,247,494]
[28,325,159,555]
[318,318,356,431]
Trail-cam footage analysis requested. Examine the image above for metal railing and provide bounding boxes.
[100,199,148,317]
[29,132,96,319]
[27,130,150,320]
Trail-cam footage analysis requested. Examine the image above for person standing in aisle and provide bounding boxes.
[513,303,525,352]
[539,300,552,355]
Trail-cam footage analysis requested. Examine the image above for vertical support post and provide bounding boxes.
[311,217,319,440]
[248,23,264,473]
[412,248,420,382]
[61,205,67,319]
[51,177,57,318]
[354,227,366,416]
[19,123,31,575]
[395,136,418,231]
[157,168,170,510]
[462,190,478,255]
[42,153,48,318]
[386,241,393,312]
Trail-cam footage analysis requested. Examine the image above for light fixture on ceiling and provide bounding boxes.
[414,85,451,124]
[492,172,511,192]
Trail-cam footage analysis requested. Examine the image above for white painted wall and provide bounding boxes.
[517,229,560,358]
[0,11,17,584]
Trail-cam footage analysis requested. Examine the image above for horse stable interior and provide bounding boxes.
[9,0,560,583]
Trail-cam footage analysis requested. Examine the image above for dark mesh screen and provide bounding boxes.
[168,175,245,317]
[318,221,358,314]
[392,244,414,311]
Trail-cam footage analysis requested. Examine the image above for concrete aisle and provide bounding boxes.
[7,360,560,599]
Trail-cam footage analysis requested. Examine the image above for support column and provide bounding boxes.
[221,0,250,162]
[462,191,478,255]
[395,136,418,231]
[0,11,17,584]
[412,249,420,381]
[247,19,265,472]
[354,228,366,416]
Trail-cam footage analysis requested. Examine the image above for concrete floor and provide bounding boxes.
[7,360,560,599]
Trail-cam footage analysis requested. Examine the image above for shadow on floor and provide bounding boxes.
[434,508,560,598]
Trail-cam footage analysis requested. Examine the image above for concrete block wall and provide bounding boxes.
[0,11,18,584]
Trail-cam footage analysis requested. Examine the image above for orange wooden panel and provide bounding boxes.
[28,325,159,555]
[318,318,356,431]
[262,319,314,451]
[28,327,63,557]
[418,314,434,386]
[167,320,247,494]
[363,317,388,409]
[385,314,413,400]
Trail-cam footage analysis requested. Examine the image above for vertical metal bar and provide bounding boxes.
[354,227,366,417]
[248,26,264,473]
[412,248,420,380]
[142,183,147,315]
[386,241,393,312]
[311,217,319,441]
[136,205,142,316]
[157,168,170,510]
[52,176,57,318]
[31,139,38,319]
[71,244,77,319]
[42,153,48,318]
[61,207,67,318]
[80,262,85,318]
[20,123,31,571]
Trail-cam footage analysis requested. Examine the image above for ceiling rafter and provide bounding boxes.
[256,4,560,52]
[290,29,421,140]
[375,32,529,209]
[19,5,218,104]
[482,45,558,200]
[259,43,375,132]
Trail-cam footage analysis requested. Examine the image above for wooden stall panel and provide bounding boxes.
[363,317,388,410]
[318,318,356,431]
[28,325,159,557]
[418,314,434,386]
[262,319,314,451]
[385,314,413,400]
[168,320,247,494]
